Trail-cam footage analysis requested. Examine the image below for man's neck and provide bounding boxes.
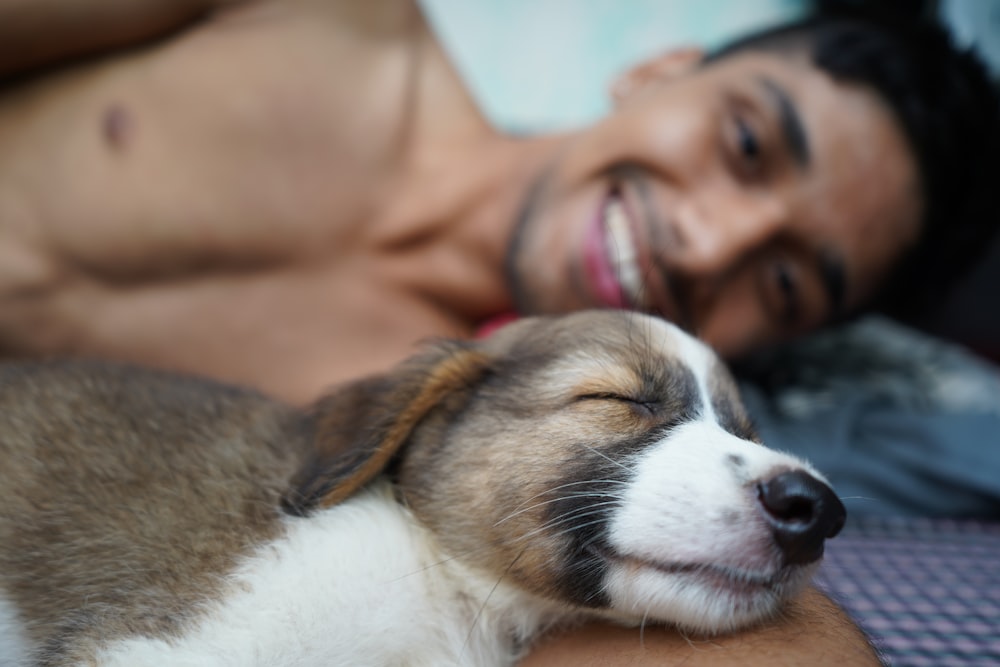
[380,132,565,324]
[378,11,570,326]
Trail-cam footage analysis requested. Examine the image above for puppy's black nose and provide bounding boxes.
[756,470,846,565]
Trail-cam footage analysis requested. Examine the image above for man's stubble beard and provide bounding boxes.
[503,160,643,318]
[503,164,554,316]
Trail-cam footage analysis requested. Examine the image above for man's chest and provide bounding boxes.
[30,263,470,404]
[0,14,418,276]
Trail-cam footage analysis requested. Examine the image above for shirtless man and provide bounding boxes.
[1,1,996,664]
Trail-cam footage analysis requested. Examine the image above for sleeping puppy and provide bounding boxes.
[0,310,845,667]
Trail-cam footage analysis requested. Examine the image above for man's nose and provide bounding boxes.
[671,194,788,277]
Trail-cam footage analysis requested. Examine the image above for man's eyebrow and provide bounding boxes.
[757,76,810,168]
[820,249,846,318]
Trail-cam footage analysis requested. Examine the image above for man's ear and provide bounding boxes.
[610,47,705,106]
[281,342,490,516]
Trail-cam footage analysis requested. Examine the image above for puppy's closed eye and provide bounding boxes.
[576,392,659,417]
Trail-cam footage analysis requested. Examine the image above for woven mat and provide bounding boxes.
[816,518,1000,666]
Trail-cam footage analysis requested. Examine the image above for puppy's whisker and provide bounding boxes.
[578,530,612,551]
[504,487,627,515]
[503,479,629,516]
[678,626,700,651]
[536,516,615,545]
[494,491,626,527]
[510,506,620,546]
[550,517,612,538]
[839,495,877,502]
[462,550,526,659]
[394,499,621,583]
[387,552,468,583]
[537,502,623,530]
[393,499,619,582]
[527,503,617,536]
[578,443,634,473]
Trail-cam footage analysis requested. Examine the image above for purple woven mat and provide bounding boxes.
[816,518,1000,667]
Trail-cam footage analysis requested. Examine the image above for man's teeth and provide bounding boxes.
[604,199,644,307]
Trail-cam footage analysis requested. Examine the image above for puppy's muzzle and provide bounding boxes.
[756,470,846,566]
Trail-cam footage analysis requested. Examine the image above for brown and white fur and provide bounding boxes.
[0,311,845,667]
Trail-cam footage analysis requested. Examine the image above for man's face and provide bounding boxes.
[506,49,921,359]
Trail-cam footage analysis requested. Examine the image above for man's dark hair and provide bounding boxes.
[709,7,1000,326]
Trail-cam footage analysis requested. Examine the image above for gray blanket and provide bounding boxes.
[738,317,1000,519]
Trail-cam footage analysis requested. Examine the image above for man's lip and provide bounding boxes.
[580,177,690,327]
[615,180,683,325]
[581,190,628,309]
[615,181,651,300]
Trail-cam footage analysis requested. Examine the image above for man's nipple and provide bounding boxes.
[102,104,134,151]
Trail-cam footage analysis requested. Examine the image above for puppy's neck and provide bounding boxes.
[93,481,566,667]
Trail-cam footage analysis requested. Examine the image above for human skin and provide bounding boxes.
[522,587,881,667]
[0,0,539,403]
[0,0,918,406]
[0,4,898,662]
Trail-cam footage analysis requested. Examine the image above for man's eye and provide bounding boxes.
[735,116,761,162]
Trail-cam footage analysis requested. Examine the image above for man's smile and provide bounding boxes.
[604,194,645,308]
[583,189,630,309]
[581,179,691,325]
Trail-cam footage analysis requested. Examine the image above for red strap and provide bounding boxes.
[475,312,520,338]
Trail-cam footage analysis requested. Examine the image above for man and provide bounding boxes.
[0,0,996,664]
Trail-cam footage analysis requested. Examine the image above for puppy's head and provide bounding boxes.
[285,310,845,634]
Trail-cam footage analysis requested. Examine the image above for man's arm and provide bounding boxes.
[0,0,245,79]
[521,587,883,667]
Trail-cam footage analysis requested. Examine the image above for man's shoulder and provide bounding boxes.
[219,0,424,41]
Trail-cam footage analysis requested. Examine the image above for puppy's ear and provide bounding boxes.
[282,342,489,516]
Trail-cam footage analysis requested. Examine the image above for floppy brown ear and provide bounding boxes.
[281,342,490,516]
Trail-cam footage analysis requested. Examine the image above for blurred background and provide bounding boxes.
[424,0,1000,361]
[423,0,999,132]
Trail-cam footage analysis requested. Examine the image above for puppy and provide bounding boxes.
[0,311,845,667]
